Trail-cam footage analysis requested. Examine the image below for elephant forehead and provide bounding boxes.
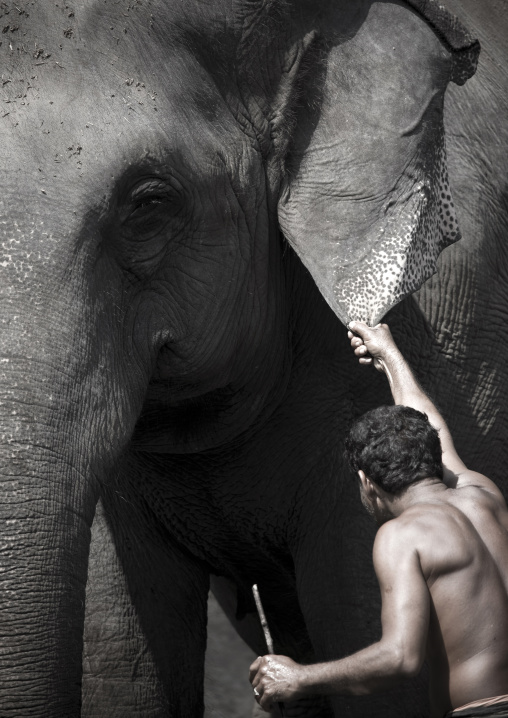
[0,0,236,89]
[0,46,259,221]
[1,72,222,169]
[0,0,243,149]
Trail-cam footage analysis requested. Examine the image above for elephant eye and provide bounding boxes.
[134,196,164,210]
[128,195,166,222]
[123,177,184,225]
[113,174,189,273]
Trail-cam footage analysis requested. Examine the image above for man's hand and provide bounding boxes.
[249,655,306,711]
[347,321,401,374]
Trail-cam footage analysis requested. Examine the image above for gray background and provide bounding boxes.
[205,594,257,718]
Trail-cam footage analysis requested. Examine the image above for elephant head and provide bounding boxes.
[0,1,478,715]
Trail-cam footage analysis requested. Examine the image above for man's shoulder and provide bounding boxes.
[374,505,451,559]
[374,507,465,587]
[454,481,507,506]
[445,468,507,507]
[448,484,508,539]
[372,518,426,582]
[373,514,424,557]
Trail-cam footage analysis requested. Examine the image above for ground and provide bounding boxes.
[205,593,257,718]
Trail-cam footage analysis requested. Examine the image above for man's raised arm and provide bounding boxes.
[347,321,503,501]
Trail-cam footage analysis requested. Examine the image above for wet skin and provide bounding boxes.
[413,486,508,716]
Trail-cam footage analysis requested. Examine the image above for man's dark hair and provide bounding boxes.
[344,405,443,494]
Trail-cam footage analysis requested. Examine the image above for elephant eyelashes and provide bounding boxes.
[123,177,185,227]
[132,196,165,212]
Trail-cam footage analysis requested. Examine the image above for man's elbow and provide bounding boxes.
[350,644,423,696]
[400,655,424,680]
[388,644,424,680]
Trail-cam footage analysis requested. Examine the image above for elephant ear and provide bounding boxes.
[277,0,480,326]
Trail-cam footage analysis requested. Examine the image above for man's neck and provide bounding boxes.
[387,478,448,518]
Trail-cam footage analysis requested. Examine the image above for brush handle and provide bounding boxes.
[252,584,286,717]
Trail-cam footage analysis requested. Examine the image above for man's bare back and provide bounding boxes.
[249,322,508,717]
[382,484,508,716]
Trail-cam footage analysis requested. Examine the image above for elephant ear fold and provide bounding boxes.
[405,0,480,85]
[277,1,480,327]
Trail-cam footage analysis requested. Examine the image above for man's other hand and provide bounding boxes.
[249,654,306,711]
[347,321,399,373]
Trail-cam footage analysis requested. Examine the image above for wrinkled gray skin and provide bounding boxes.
[0,0,504,717]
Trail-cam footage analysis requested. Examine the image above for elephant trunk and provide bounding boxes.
[0,351,100,717]
[0,249,150,715]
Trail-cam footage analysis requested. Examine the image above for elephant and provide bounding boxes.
[0,0,504,716]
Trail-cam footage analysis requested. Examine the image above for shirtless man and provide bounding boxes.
[249,321,508,718]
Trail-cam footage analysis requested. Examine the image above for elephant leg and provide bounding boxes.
[83,488,210,718]
[83,498,169,718]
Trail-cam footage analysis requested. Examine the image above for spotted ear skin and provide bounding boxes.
[327,131,460,327]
